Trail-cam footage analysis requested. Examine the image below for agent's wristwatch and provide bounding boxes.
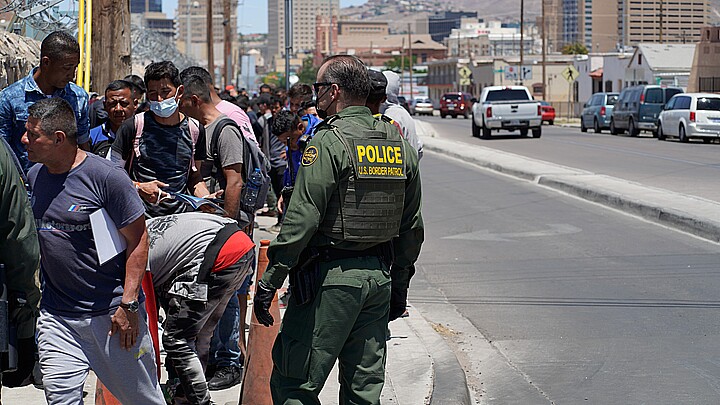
[120,300,140,313]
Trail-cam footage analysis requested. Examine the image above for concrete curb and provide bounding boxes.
[415,119,720,243]
[403,305,472,405]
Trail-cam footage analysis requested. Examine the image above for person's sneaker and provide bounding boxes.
[268,223,282,233]
[207,366,242,391]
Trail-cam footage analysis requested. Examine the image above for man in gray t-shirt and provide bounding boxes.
[25,98,165,404]
[179,74,246,225]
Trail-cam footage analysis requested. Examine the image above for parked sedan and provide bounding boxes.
[657,93,720,143]
[539,101,555,125]
[411,97,435,116]
[580,92,619,133]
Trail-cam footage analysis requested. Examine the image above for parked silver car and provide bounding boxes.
[411,97,434,116]
[580,92,619,133]
[657,93,720,143]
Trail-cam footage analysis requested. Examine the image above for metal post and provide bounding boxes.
[519,0,524,86]
[285,0,292,91]
[84,0,92,91]
[542,0,546,101]
[223,0,232,86]
[77,0,85,87]
[408,23,413,101]
[328,0,332,56]
[207,0,215,80]
[186,0,191,56]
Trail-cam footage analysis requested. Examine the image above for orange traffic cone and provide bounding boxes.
[239,239,280,405]
[95,271,162,404]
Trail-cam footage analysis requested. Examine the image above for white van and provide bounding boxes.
[657,93,720,143]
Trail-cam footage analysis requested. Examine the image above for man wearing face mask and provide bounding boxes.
[111,61,210,218]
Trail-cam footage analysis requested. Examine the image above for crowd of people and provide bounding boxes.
[0,30,424,405]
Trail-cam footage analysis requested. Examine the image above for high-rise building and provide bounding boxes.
[545,0,709,53]
[617,0,709,47]
[268,0,339,71]
[130,0,162,13]
[176,0,239,66]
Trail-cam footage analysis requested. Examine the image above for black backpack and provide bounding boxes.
[209,118,272,214]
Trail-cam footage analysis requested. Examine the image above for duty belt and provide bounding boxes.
[315,242,394,267]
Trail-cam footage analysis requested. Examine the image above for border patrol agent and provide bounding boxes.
[253,55,424,404]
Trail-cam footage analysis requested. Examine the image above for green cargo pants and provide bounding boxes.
[270,255,392,405]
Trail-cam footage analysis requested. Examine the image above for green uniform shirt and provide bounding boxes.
[262,106,424,289]
[0,141,40,339]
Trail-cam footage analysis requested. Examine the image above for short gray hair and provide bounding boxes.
[27,98,78,142]
[320,55,370,103]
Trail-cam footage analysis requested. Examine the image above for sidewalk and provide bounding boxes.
[416,120,720,244]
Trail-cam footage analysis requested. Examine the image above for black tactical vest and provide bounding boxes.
[318,115,407,243]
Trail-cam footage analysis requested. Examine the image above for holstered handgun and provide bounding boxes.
[289,248,320,306]
[0,264,18,374]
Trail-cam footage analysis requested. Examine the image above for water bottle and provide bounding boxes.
[245,168,263,208]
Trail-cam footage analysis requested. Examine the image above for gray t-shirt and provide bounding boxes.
[28,153,146,317]
[146,212,237,301]
[201,114,244,190]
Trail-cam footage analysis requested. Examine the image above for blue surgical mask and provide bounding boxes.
[149,88,179,118]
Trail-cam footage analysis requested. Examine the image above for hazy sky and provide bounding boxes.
[161,0,368,34]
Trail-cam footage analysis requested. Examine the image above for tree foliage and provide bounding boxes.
[262,72,285,88]
[383,55,419,72]
[561,43,589,55]
[297,57,318,84]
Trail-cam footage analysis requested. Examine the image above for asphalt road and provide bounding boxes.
[412,152,720,404]
[416,115,720,203]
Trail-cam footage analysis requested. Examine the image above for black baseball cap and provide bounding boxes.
[368,69,387,98]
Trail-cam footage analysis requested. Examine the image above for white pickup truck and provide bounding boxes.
[471,86,542,139]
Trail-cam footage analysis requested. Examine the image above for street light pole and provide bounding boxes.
[285,0,292,91]
[207,0,214,79]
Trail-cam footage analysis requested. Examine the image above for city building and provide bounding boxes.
[322,32,445,69]
[428,11,478,43]
[268,0,339,72]
[445,21,536,58]
[130,0,162,13]
[689,26,720,92]
[131,12,175,40]
[130,0,173,41]
[547,0,710,53]
[618,0,709,47]
[176,0,239,70]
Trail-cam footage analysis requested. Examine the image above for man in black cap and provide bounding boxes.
[367,69,404,138]
[366,69,388,115]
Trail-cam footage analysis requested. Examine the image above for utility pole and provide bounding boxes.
[408,23,413,101]
[223,0,232,86]
[519,0,524,86]
[400,37,405,95]
[92,0,132,92]
[207,0,215,80]
[328,0,333,56]
[542,0,547,101]
[285,0,293,91]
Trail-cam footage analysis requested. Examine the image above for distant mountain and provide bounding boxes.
[343,0,719,24]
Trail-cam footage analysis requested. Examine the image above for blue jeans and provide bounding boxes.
[209,269,253,369]
[208,294,241,368]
